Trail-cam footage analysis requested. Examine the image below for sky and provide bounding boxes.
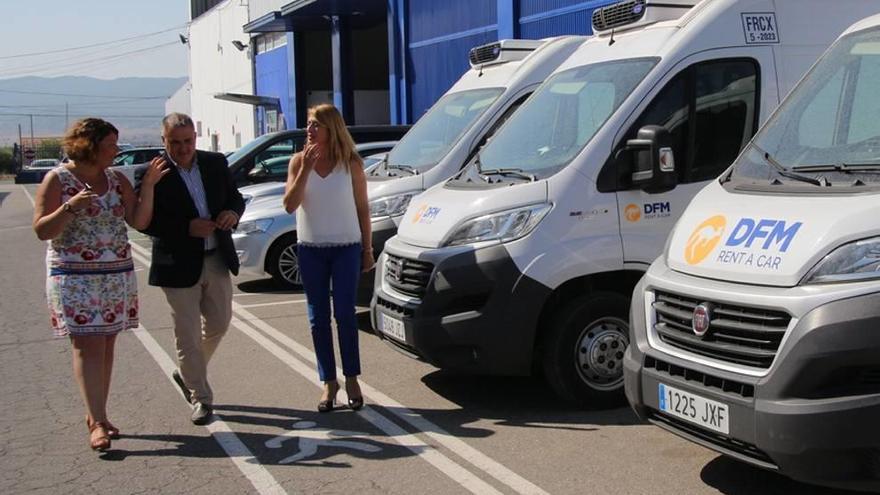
[0,0,190,80]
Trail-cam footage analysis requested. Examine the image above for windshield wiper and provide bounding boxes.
[385,163,419,176]
[480,168,536,182]
[752,144,824,186]
[790,162,880,173]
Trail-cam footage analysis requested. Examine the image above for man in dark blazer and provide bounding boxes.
[140,112,245,425]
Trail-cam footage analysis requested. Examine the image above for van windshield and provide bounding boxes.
[473,58,657,178]
[732,28,880,187]
[387,88,503,172]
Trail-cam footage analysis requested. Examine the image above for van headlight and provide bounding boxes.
[236,218,273,235]
[370,192,417,219]
[802,236,880,284]
[442,203,552,247]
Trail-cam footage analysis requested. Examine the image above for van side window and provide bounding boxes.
[691,60,758,181]
[606,58,759,188]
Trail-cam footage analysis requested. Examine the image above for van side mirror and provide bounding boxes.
[621,125,677,194]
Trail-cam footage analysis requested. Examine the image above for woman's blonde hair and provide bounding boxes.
[309,104,363,171]
[62,118,118,162]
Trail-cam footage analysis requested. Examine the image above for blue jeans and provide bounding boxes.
[297,243,362,382]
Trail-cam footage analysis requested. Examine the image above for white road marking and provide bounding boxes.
[128,235,545,494]
[235,304,549,495]
[0,225,35,232]
[238,299,307,309]
[21,185,35,206]
[131,324,287,495]
[228,312,502,494]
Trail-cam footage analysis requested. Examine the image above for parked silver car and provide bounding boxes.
[234,149,390,287]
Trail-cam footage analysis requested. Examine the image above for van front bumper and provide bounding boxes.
[370,239,550,374]
[625,271,880,491]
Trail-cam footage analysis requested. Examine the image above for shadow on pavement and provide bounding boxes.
[102,405,422,466]
[700,455,863,494]
[412,371,639,435]
[237,278,304,295]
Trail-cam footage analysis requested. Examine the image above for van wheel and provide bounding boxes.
[266,233,302,288]
[543,292,630,404]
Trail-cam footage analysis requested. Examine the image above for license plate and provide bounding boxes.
[379,313,406,342]
[658,383,729,434]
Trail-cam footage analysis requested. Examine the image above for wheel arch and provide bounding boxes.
[532,269,646,368]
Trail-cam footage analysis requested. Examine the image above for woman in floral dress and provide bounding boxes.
[33,118,168,451]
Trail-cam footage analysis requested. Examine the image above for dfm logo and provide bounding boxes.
[684,215,727,265]
[411,204,441,224]
[625,204,641,222]
[625,202,671,222]
[685,216,803,265]
[725,218,802,251]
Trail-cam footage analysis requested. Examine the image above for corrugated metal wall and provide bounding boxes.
[405,0,497,120]
[518,0,609,38]
[401,0,616,122]
[255,46,291,133]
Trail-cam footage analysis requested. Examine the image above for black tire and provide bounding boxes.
[542,292,630,404]
[266,233,302,288]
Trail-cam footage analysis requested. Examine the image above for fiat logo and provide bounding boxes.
[692,303,714,337]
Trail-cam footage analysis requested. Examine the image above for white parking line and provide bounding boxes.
[21,187,286,495]
[127,240,547,494]
[238,300,307,309]
[131,324,287,495]
[234,303,550,495]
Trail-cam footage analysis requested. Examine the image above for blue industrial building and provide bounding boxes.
[241,0,617,134]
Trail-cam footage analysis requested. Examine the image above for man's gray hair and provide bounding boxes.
[162,112,195,133]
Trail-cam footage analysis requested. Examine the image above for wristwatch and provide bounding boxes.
[62,202,76,214]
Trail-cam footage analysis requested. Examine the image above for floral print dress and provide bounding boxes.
[46,166,138,337]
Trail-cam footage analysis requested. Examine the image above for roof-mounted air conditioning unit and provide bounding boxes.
[591,0,698,34]
[468,39,545,68]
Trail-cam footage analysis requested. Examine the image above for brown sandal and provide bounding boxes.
[88,421,111,451]
[87,417,119,439]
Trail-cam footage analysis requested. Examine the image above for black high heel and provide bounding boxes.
[347,397,364,411]
[317,381,339,413]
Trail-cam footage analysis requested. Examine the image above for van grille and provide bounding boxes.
[384,254,433,298]
[469,43,501,66]
[592,0,646,31]
[652,291,790,369]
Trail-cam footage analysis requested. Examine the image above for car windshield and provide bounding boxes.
[226,133,279,165]
[731,28,880,186]
[386,88,503,172]
[470,58,658,178]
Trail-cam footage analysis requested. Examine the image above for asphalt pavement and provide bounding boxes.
[0,182,857,494]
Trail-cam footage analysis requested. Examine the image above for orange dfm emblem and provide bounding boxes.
[684,215,727,265]
[624,204,641,222]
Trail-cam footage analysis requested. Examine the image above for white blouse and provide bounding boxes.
[296,164,362,246]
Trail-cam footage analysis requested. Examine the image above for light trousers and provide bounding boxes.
[161,253,232,405]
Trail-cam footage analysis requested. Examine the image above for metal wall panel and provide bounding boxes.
[407,31,497,120]
[405,0,498,121]
[408,0,497,43]
[255,46,292,133]
[518,0,614,37]
[520,9,593,37]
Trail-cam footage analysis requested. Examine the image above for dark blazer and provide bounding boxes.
[140,150,246,288]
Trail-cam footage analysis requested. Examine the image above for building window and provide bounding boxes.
[255,32,288,55]
[196,121,203,137]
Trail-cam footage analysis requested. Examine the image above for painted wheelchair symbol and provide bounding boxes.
[265,420,380,464]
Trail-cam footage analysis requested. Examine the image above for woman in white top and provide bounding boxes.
[283,104,373,412]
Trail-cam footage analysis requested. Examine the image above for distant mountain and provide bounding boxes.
[0,76,188,146]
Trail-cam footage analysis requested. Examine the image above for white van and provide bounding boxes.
[371,0,880,404]
[232,37,585,288]
[368,36,587,254]
[624,13,880,491]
